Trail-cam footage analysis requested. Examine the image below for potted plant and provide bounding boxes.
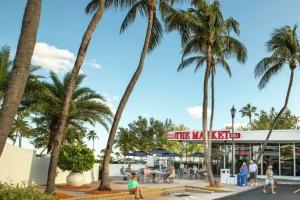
[58,144,95,186]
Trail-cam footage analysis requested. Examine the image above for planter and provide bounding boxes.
[66,172,85,186]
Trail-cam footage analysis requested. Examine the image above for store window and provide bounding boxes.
[251,143,262,175]
[280,144,294,176]
[296,144,300,176]
[263,144,279,175]
[235,143,251,173]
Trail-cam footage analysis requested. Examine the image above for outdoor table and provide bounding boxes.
[151,171,168,183]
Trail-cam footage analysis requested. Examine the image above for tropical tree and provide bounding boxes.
[254,25,300,161]
[44,0,130,193]
[99,0,175,191]
[165,0,246,185]
[29,72,112,152]
[0,46,12,99]
[239,103,257,125]
[0,0,42,155]
[87,130,99,150]
[10,111,32,147]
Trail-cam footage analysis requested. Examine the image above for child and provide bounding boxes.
[128,174,144,199]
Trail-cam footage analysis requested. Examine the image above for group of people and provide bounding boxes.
[239,160,276,194]
[179,164,207,179]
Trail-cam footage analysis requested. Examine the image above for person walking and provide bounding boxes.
[249,160,258,186]
[263,165,276,194]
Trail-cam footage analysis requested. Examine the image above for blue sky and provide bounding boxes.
[1,0,300,154]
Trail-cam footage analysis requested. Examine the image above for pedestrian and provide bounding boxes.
[249,160,258,186]
[240,162,248,186]
[120,165,126,180]
[263,165,276,194]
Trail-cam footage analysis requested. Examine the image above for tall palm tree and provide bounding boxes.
[87,130,99,150]
[239,103,257,125]
[0,0,41,155]
[255,25,300,161]
[165,0,246,185]
[44,0,109,193]
[99,0,175,191]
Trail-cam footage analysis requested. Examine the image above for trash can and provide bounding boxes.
[220,169,230,184]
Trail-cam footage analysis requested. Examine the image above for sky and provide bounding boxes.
[1,0,300,155]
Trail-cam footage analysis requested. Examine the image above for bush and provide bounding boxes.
[0,182,54,200]
[58,144,95,173]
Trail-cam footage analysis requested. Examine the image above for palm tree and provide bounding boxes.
[87,130,99,150]
[99,0,175,190]
[165,0,246,185]
[29,72,112,152]
[10,111,32,147]
[0,0,41,155]
[239,103,257,125]
[255,25,300,161]
[44,0,108,193]
[0,46,12,99]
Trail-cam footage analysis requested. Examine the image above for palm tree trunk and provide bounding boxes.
[0,0,41,155]
[256,68,295,162]
[203,43,215,186]
[45,1,105,193]
[99,7,155,191]
[18,131,22,148]
[47,121,58,153]
[208,65,215,158]
[93,139,95,150]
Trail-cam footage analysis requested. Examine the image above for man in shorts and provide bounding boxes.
[263,165,275,194]
[249,160,258,186]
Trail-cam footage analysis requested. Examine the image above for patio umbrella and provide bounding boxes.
[161,152,182,157]
[152,148,170,156]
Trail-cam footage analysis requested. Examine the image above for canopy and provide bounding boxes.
[161,152,182,157]
[152,148,170,155]
[191,152,204,157]
[126,151,152,157]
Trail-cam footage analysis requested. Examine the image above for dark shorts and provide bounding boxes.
[249,172,257,179]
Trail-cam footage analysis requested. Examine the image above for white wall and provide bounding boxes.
[0,144,99,185]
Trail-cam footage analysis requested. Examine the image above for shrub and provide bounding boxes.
[58,144,95,173]
[0,182,54,200]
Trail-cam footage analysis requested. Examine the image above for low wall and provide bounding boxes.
[0,144,99,185]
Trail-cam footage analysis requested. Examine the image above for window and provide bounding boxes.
[296,144,300,176]
[263,144,279,175]
[280,144,294,176]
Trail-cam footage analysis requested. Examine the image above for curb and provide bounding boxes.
[213,185,263,200]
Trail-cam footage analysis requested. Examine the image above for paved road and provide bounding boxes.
[224,185,300,200]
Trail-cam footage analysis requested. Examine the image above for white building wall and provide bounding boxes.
[0,144,99,185]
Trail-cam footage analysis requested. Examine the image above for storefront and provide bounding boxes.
[167,130,300,177]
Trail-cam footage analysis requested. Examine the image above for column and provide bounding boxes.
[261,143,263,175]
[233,143,236,175]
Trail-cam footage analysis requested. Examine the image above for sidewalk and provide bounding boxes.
[46,178,264,200]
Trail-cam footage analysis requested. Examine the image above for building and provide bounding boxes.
[167,130,300,178]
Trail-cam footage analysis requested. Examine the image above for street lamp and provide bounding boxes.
[230,105,236,177]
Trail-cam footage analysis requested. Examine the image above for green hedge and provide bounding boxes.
[0,182,54,200]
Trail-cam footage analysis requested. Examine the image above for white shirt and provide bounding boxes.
[249,163,258,172]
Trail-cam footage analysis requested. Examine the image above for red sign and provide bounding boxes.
[167,130,241,140]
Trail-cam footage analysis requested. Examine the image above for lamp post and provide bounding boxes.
[230,105,236,177]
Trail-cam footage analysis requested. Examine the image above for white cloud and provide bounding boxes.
[86,59,102,69]
[187,106,211,119]
[32,42,75,72]
[101,92,118,114]
[32,42,103,73]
